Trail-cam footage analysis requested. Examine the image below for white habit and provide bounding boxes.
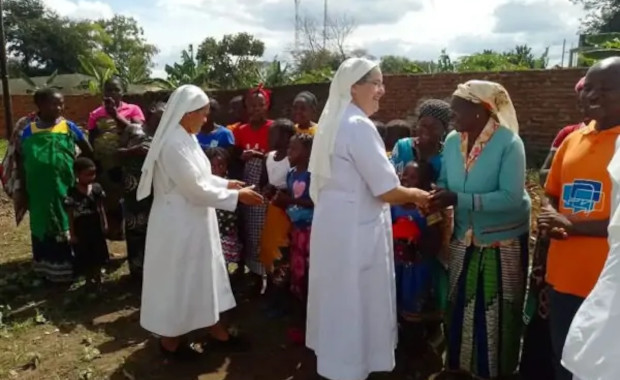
[562,136,620,380]
[138,85,239,337]
[307,103,400,380]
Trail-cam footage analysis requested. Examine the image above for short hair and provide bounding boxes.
[209,98,221,113]
[292,132,313,151]
[104,76,124,89]
[271,118,296,138]
[205,147,229,163]
[74,156,96,173]
[33,87,62,107]
[293,91,318,109]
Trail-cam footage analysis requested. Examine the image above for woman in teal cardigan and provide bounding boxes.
[430,80,531,380]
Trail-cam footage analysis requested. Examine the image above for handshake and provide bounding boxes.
[227,180,264,206]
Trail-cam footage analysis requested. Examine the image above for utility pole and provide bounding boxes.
[561,38,566,67]
[0,0,12,138]
[294,0,301,53]
[322,0,327,49]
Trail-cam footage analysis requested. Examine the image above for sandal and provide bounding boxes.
[159,340,202,361]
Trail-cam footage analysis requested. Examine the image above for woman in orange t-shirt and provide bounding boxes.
[233,85,273,277]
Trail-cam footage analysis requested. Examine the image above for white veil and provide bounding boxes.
[308,57,377,202]
[136,85,209,201]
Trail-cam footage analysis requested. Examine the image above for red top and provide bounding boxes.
[551,123,585,151]
[233,120,273,153]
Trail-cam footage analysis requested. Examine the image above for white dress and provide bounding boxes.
[562,137,620,380]
[265,151,290,189]
[140,126,239,337]
[306,104,400,380]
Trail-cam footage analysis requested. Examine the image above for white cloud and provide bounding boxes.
[44,0,114,19]
[44,0,586,75]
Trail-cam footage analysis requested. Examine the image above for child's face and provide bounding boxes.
[77,167,97,185]
[287,137,308,167]
[401,165,420,188]
[210,156,227,177]
[292,99,313,126]
[416,116,444,150]
[268,127,289,151]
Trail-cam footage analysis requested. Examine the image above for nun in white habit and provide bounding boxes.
[306,58,430,380]
[137,85,262,358]
[562,138,620,380]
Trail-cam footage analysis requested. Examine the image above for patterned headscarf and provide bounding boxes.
[453,80,519,134]
[247,83,272,109]
[417,99,451,129]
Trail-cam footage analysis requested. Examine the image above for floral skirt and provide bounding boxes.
[290,226,311,302]
[445,235,528,379]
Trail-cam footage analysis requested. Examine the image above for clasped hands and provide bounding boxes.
[407,185,457,213]
[537,204,570,240]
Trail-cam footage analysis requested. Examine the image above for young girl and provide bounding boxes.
[206,147,243,271]
[273,133,314,345]
[64,157,109,288]
[292,91,318,135]
[233,84,273,277]
[392,161,445,377]
[259,119,295,273]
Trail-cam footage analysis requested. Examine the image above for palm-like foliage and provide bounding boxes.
[76,52,117,94]
[19,69,62,93]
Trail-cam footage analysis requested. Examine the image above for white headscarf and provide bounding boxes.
[308,57,378,202]
[136,85,209,200]
[453,80,519,134]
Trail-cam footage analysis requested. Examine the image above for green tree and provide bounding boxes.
[579,33,620,65]
[76,52,117,94]
[379,55,425,74]
[436,49,456,72]
[96,15,159,83]
[261,59,293,87]
[4,0,107,76]
[572,0,620,33]
[195,33,265,89]
[457,51,527,72]
[504,45,549,69]
[163,45,211,88]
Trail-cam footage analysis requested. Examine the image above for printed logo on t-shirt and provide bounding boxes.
[210,140,218,148]
[562,179,604,214]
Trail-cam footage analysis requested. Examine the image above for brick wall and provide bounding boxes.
[0,68,587,166]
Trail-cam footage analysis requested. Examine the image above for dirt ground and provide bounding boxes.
[0,191,430,380]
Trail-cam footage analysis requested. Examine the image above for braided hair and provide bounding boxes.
[416,99,452,130]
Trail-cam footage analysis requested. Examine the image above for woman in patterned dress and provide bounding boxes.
[430,80,530,379]
[118,102,165,280]
[233,85,273,277]
[87,77,145,241]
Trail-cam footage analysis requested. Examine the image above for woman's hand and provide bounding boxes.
[429,187,457,210]
[238,186,264,206]
[408,188,430,209]
[241,150,263,161]
[227,180,245,190]
[104,97,118,118]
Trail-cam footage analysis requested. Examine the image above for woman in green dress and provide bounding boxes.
[16,88,93,283]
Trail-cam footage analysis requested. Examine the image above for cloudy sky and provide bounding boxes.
[43,0,585,77]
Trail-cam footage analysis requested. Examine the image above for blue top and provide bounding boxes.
[196,125,234,150]
[21,118,85,142]
[286,168,313,227]
[390,137,441,180]
[437,127,531,245]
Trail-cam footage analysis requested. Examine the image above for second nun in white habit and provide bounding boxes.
[137,85,262,357]
[306,58,430,380]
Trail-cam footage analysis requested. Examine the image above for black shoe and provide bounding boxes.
[159,340,203,361]
[204,334,251,353]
